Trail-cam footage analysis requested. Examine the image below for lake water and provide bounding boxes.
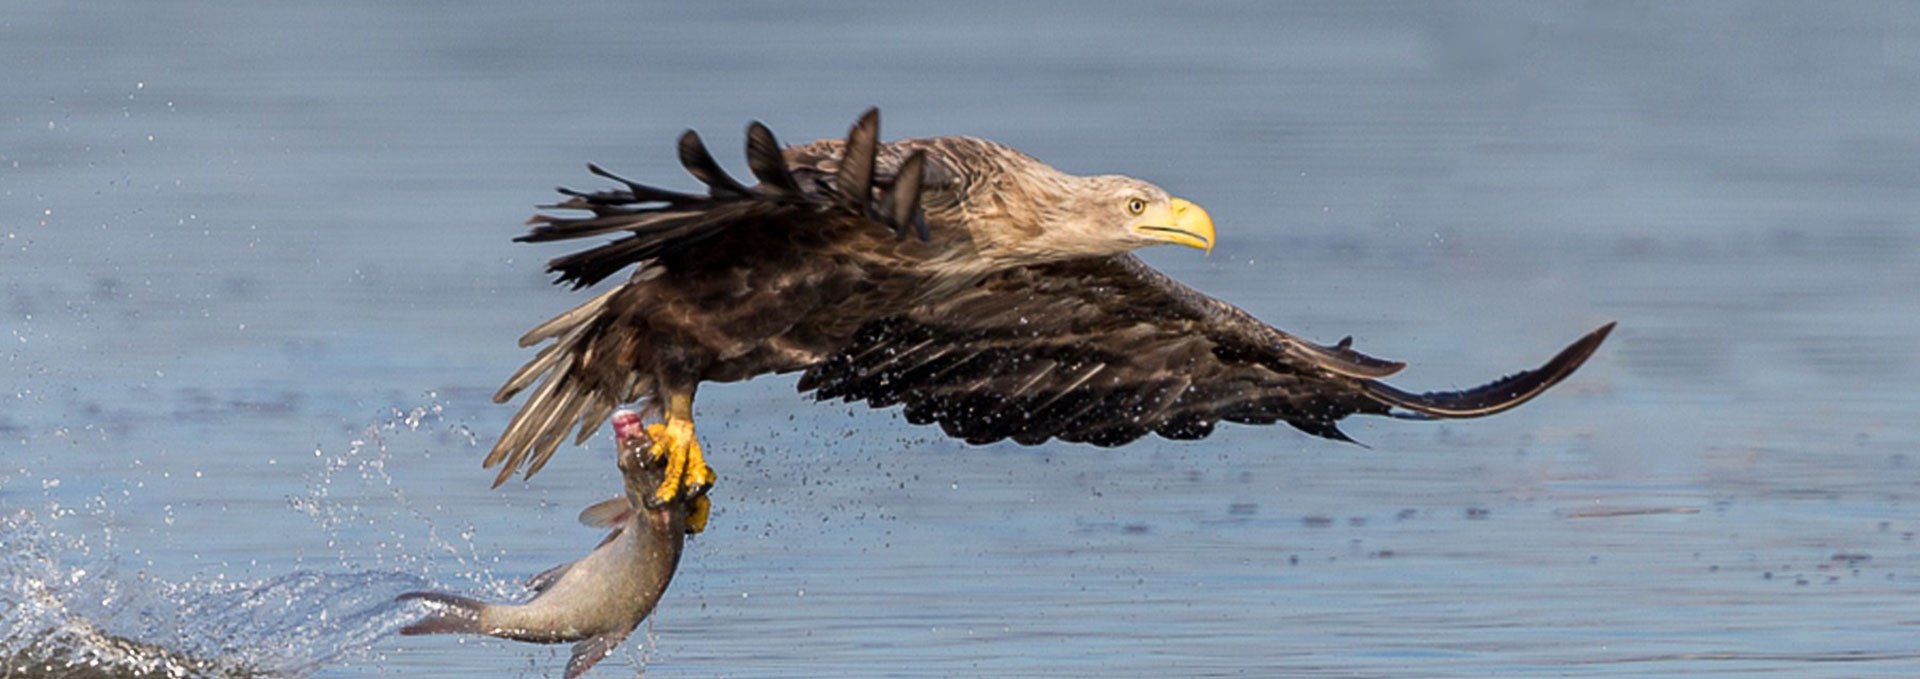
[5,2,1919,677]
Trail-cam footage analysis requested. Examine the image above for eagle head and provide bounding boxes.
[931,139,1216,267]
[1023,175,1215,260]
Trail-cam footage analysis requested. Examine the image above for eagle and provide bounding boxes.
[485,109,1613,530]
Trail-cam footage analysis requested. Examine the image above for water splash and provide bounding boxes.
[288,397,509,598]
[0,508,426,678]
[0,396,516,678]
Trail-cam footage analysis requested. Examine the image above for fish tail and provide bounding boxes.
[395,591,488,635]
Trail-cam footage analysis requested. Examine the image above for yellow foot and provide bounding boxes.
[642,419,716,509]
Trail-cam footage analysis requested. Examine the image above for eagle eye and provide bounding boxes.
[1125,197,1147,215]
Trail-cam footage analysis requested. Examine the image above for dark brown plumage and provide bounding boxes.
[486,108,1611,499]
[799,255,1613,446]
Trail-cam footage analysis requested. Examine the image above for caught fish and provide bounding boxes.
[396,410,694,678]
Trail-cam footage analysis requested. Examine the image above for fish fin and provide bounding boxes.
[578,496,630,528]
[394,592,488,636]
[565,628,634,679]
[525,562,573,593]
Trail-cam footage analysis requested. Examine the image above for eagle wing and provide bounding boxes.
[799,254,1613,446]
[487,109,932,483]
[515,108,931,290]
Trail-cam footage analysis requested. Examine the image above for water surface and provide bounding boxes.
[5,2,1919,677]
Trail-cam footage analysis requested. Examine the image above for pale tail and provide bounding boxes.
[484,286,654,488]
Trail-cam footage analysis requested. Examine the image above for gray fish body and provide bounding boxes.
[399,411,689,678]
[483,490,684,643]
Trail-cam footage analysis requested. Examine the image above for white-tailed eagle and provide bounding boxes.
[485,109,1612,530]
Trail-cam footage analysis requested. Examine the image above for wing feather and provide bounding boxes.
[1361,322,1613,417]
[676,130,754,199]
[514,108,940,291]
[800,254,1610,447]
[744,121,804,197]
[489,109,946,481]
[583,163,705,204]
[881,150,931,239]
[836,108,879,215]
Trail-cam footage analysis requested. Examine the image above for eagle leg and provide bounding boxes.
[642,394,717,521]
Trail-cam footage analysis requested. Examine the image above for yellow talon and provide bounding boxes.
[641,416,715,510]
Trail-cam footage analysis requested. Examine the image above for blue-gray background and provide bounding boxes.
[5,2,1918,677]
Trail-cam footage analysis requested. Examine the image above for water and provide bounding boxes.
[5,1,1919,677]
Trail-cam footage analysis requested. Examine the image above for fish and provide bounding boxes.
[396,410,694,679]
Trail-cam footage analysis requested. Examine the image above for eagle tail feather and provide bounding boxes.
[494,341,562,403]
[489,287,658,483]
[516,285,620,348]
[488,373,566,485]
[572,395,618,446]
[519,387,583,480]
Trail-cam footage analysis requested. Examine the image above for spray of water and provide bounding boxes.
[0,396,519,678]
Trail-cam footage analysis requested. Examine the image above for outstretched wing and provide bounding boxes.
[516,107,929,290]
[799,254,1612,446]
[486,109,931,485]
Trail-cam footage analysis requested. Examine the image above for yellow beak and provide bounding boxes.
[1131,197,1216,254]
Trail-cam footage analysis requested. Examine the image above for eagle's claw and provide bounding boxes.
[642,420,716,518]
